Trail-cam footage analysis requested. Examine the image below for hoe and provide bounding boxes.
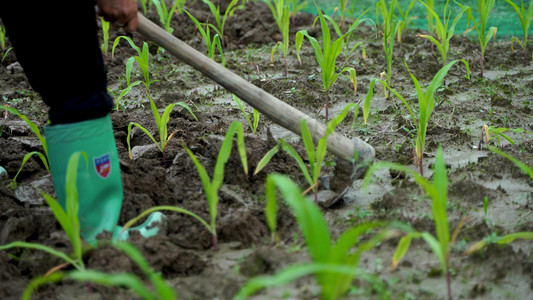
[136,13,375,187]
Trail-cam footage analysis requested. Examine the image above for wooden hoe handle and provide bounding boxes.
[136,13,375,166]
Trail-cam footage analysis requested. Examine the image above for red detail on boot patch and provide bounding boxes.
[94,153,111,179]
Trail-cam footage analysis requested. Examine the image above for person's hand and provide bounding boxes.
[96,0,138,32]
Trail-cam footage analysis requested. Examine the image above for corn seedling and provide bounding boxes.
[202,0,241,47]
[376,0,400,99]
[265,0,291,76]
[126,98,197,162]
[254,104,356,204]
[112,36,198,160]
[366,59,470,175]
[364,146,462,300]
[396,0,416,44]
[22,242,176,300]
[232,95,260,134]
[478,124,533,148]
[504,0,533,65]
[112,36,155,90]
[152,0,185,34]
[0,152,88,273]
[100,17,110,57]
[185,10,226,67]
[296,5,364,121]
[418,0,468,65]
[253,173,404,299]
[457,0,497,78]
[0,105,50,189]
[183,121,249,249]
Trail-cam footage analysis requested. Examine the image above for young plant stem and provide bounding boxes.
[480,53,484,78]
[523,46,528,66]
[325,90,330,121]
[285,58,289,77]
[212,234,218,251]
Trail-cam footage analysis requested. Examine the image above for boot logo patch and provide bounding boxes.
[94,153,111,179]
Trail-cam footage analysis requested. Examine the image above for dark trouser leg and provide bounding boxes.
[0,0,113,124]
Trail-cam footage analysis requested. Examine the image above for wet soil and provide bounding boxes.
[1,1,532,299]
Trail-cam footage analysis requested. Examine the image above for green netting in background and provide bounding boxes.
[301,0,526,40]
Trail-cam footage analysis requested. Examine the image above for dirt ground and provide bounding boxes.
[1,1,532,299]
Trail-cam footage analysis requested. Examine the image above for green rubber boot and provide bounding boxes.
[44,115,164,244]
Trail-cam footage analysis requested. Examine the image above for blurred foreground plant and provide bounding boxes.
[21,241,175,300]
[235,173,405,299]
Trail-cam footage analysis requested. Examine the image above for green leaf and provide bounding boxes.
[266,174,332,263]
[279,140,313,186]
[233,95,253,132]
[497,232,533,245]
[22,272,64,300]
[254,143,280,175]
[432,146,449,258]
[127,122,162,158]
[11,151,50,188]
[363,79,377,124]
[421,232,447,271]
[0,241,80,269]
[234,263,374,300]
[391,232,421,270]
[64,152,87,263]
[111,241,175,299]
[300,119,315,165]
[68,270,156,300]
